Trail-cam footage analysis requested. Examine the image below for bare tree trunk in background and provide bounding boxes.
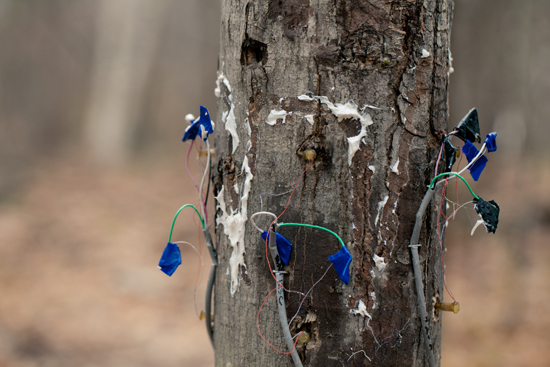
[83,0,166,164]
[213,1,453,366]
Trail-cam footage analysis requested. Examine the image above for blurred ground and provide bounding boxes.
[442,157,550,367]
[0,156,214,367]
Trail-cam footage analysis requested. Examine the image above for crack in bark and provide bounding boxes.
[403,125,428,138]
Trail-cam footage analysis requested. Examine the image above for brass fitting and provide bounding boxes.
[435,302,460,314]
[198,149,216,158]
[302,149,317,162]
[297,331,310,344]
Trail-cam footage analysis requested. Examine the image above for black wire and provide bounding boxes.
[204,160,212,206]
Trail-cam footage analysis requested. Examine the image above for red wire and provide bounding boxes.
[257,160,312,352]
[438,180,457,303]
[257,286,302,354]
[455,147,464,209]
[265,160,313,287]
[276,160,313,222]
[442,143,465,221]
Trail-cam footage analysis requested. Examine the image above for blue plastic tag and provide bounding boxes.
[182,106,214,142]
[328,246,352,285]
[158,242,182,276]
[484,132,497,152]
[462,140,488,181]
[261,231,292,266]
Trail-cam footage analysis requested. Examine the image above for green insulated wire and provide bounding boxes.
[168,204,204,243]
[277,223,346,249]
[430,172,479,200]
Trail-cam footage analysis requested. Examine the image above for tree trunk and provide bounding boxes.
[213,1,453,366]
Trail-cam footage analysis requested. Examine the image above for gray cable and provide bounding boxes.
[269,229,303,367]
[408,188,436,367]
[203,226,217,349]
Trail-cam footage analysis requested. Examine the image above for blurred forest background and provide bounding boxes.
[0,0,548,366]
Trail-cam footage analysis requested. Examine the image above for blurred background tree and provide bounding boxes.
[0,0,548,366]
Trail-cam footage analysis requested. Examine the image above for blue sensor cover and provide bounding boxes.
[328,246,352,285]
[158,242,182,276]
[462,140,488,181]
[261,231,292,266]
[182,106,214,142]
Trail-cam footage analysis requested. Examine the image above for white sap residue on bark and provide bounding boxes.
[245,116,251,136]
[215,157,254,295]
[375,195,389,226]
[449,49,455,74]
[217,72,239,153]
[214,71,231,98]
[391,158,400,174]
[266,110,288,125]
[297,94,315,102]
[270,94,374,164]
[223,106,239,153]
[370,291,377,309]
[350,299,371,319]
[314,96,373,165]
[373,254,387,273]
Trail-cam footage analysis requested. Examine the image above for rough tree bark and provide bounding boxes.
[213,1,453,366]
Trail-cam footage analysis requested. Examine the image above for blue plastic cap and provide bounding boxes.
[261,231,293,266]
[182,120,200,142]
[158,242,182,276]
[484,132,497,152]
[328,246,352,285]
[182,106,214,142]
[462,140,488,181]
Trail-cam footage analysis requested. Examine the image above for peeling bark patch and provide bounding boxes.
[349,143,374,287]
[336,1,389,33]
[314,43,340,66]
[376,130,412,259]
[267,0,310,40]
[222,154,239,210]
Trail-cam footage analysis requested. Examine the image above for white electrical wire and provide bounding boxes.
[436,142,487,187]
[259,188,295,211]
[443,200,474,224]
[198,139,211,222]
[250,211,278,233]
[457,142,486,176]
[288,263,333,327]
